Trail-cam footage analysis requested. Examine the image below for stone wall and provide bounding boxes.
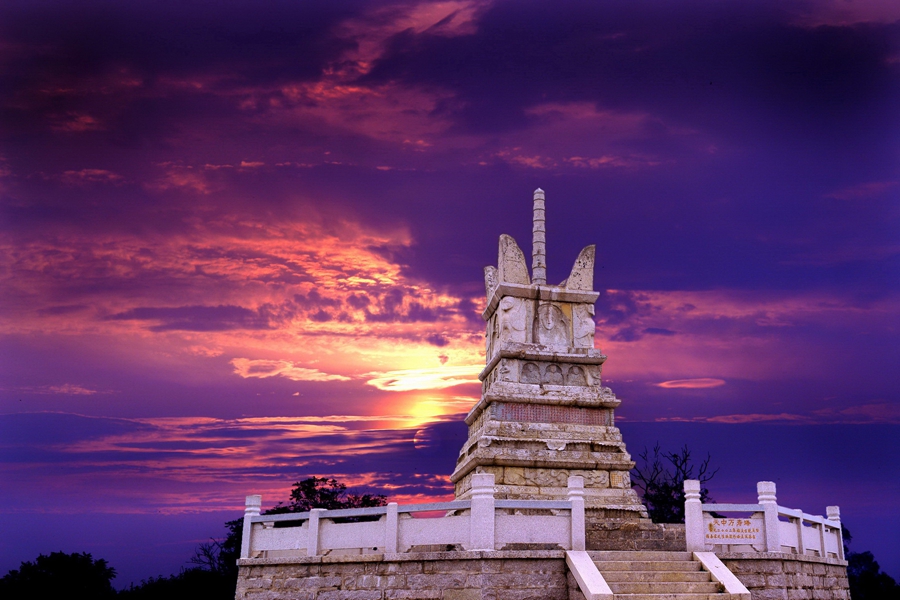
[585,514,685,551]
[718,552,850,600]
[236,550,580,600]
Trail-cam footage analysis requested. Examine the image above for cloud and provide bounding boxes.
[47,384,99,395]
[0,411,465,514]
[825,180,899,200]
[108,305,274,331]
[58,169,123,186]
[5,384,105,396]
[230,358,351,382]
[49,113,104,132]
[656,402,900,425]
[366,365,481,391]
[655,378,726,389]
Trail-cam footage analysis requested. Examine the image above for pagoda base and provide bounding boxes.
[451,417,648,517]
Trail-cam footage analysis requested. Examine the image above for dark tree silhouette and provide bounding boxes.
[631,443,718,523]
[843,526,900,599]
[268,476,387,513]
[0,551,116,600]
[176,476,388,600]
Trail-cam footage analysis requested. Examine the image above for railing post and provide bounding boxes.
[240,495,261,559]
[568,476,585,551]
[757,481,781,553]
[385,502,399,554]
[795,516,806,555]
[684,479,704,552]
[307,508,325,556]
[827,506,843,560]
[470,473,495,550]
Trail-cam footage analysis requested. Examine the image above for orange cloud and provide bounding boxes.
[366,365,481,391]
[231,358,351,382]
[58,169,124,186]
[655,378,726,389]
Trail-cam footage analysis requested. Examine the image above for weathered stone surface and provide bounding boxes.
[235,552,577,600]
[453,193,647,518]
[565,245,595,291]
[717,554,849,600]
[498,235,530,286]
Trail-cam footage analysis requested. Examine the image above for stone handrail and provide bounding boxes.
[240,474,586,559]
[684,480,843,560]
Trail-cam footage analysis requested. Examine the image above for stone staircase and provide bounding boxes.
[591,550,736,599]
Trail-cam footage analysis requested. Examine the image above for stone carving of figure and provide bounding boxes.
[521,362,540,384]
[544,364,564,385]
[573,304,595,348]
[536,303,570,348]
[566,366,587,386]
[484,265,498,299]
[486,314,499,358]
[498,296,527,344]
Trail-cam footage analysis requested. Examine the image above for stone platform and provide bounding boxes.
[235,549,849,600]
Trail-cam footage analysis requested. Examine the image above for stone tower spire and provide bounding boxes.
[454,189,647,520]
[532,188,546,285]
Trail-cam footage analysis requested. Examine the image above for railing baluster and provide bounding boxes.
[469,473,495,551]
[241,495,261,559]
[306,508,324,557]
[758,481,781,553]
[684,480,704,552]
[568,476,585,551]
[385,502,398,554]
[827,506,843,560]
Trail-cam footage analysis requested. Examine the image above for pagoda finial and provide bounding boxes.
[532,188,546,285]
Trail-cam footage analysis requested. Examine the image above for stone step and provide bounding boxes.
[608,581,723,594]
[603,570,712,583]
[596,560,704,572]
[591,551,693,561]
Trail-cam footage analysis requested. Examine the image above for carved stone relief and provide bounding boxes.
[521,362,540,384]
[535,303,570,348]
[543,364,563,385]
[514,362,592,386]
[486,314,497,358]
[498,296,527,344]
[573,304,595,348]
[483,265,498,299]
[566,366,587,386]
[496,361,512,382]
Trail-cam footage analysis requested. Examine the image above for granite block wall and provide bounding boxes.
[719,552,850,600]
[236,551,573,600]
[585,515,686,551]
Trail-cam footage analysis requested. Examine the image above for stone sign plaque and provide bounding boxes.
[703,516,765,545]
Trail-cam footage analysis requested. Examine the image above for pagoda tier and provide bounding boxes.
[451,189,647,517]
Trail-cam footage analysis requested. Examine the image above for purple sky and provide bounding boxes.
[1,0,898,586]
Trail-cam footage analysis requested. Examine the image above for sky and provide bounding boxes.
[1,0,898,587]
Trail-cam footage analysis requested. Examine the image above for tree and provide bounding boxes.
[631,443,718,523]
[843,526,900,600]
[117,569,235,600]
[0,551,116,600]
[268,476,387,513]
[186,477,387,600]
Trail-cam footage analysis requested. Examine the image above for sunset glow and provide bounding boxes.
[1,0,898,586]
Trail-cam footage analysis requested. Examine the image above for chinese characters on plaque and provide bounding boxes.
[704,516,765,545]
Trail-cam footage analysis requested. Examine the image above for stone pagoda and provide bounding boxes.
[451,188,647,519]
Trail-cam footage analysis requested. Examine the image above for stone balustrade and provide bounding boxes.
[240,473,586,559]
[684,480,843,559]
